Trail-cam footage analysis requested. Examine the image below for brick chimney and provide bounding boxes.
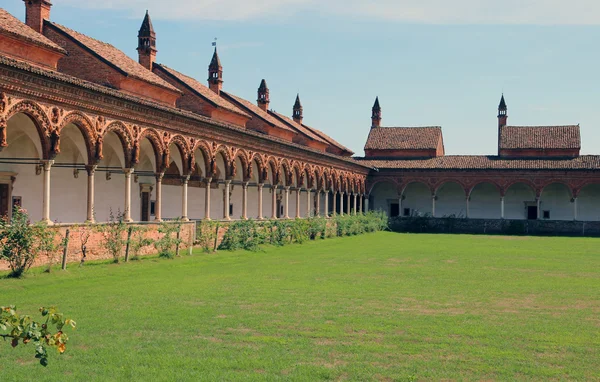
[23,0,52,34]
[208,48,223,95]
[137,11,157,70]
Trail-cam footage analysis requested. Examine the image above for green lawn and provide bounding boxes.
[1,232,599,381]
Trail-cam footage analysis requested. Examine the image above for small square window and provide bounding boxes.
[403,208,411,217]
[543,210,550,219]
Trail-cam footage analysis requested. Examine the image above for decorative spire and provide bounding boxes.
[208,47,223,94]
[498,93,508,128]
[137,10,157,70]
[371,97,382,128]
[257,79,270,111]
[293,94,303,124]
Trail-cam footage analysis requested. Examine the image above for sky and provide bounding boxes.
[4,1,600,156]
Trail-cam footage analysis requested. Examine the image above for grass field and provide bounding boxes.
[1,232,599,381]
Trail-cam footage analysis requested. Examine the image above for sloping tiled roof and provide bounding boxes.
[47,22,179,93]
[0,55,370,169]
[0,8,66,55]
[270,112,328,144]
[365,126,442,150]
[499,125,580,150]
[220,91,294,132]
[356,155,600,170]
[155,64,249,118]
[302,124,354,155]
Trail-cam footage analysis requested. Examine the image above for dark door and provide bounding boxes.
[141,191,150,222]
[0,184,9,217]
[527,206,537,220]
[390,203,400,217]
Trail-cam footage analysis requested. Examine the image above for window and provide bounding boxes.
[150,201,156,216]
[543,210,550,220]
[390,203,400,217]
[229,204,233,216]
[403,208,411,217]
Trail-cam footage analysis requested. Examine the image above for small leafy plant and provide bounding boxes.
[95,210,128,263]
[155,220,183,259]
[1,306,76,367]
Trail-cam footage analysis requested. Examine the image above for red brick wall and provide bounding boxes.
[0,222,195,271]
[0,35,63,69]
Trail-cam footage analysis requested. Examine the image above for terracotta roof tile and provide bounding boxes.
[155,64,249,118]
[499,125,580,150]
[356,155,600,170]
[219,91,293,132]
[0,8,65,55]
[270,112,328,144]
[365,127,442,150]
[0,55,369,169]
[47,22,179,93]
[301,124,354,155]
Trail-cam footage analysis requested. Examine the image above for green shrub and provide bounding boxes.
[95,210,127,264]
[155,220,183,259]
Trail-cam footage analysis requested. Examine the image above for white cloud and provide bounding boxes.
[60,0,600,24]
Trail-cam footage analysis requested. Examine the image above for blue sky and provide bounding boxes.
[4,1,600,156]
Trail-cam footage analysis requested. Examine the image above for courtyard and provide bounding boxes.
[1,232,599,380]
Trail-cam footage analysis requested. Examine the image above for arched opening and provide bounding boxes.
[189,147,208,220]
[265,161,278,219]
[52,123,89,223]
[504,182,536,220]
[95,130,127,222]
[539,183,573,221]
[248,158,262,219]
[162,143,184,220]
[402,182,431,217]
[469,182,501,219]
[211,151,228,220]
[0,113,44,221]
[369,181,398,217]
[133,138,158,222]
[577,184,600,221]
[231,156,245,219]
[435,182,466,218]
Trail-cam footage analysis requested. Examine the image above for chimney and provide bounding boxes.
[257,79,270,111]
[293,94,303,124]
[371,97,382,128]
[208,48,223,95]
[498,94,508,129]
[137,11,157,70]
[23,0,52,34]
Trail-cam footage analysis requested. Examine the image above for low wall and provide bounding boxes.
[0,222,196,271]
[389,217,600,237]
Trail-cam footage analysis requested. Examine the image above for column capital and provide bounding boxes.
[155,172,165,182]
[284,186,290,191]
[42,159,54,170]
[85,164,97,176]
[224,179,232,185]
[181,175,190,183]
[124,168,134,176]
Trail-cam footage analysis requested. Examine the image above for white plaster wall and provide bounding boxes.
[299,190,308,218]
[577,184,600,221]
[162,183,182,220]
[188,185,205,220]
[504,183,535,220]
[210,183,224,220]
[435,182,466,218]
[469,183,501,219]
[540,183,573,221]
[3,163,43,222]
[51,167,87,223]
[231,184,243,219]
[403,182,432,216]
[95,171,126,222]
[371,182,397,216]
[247,185,260,219]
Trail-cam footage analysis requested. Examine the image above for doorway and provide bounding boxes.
[527,205,538,220]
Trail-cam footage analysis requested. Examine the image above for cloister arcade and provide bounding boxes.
[368,177,600,221]
[0,98,367,224]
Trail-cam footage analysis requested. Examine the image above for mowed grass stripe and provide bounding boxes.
[1,232,599,381]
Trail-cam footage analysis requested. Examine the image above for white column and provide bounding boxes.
[340,192,344,216]
[257,183,264,220]
[573,197,578,221]
[333,191,337,216]
[500,196,505,219]
[353,193,357,215]
[306,189,312,217]
[124,168,134,222]
[324,190,330,218]
[398,195,403,217]
[359,194,363,214]
[537,198,541,220]
[284,187,290,219]
[41,160,54,224]
[365,197,369,212]
[85,165,96,223]
[224,180,231,220]
[181,175,190,221]
[316,190,321,217]
[271,185,277,219]
[295,188,301,218]
[432,195,436,218]
[346,193,351,215]
[204,177,212,220]
[242,182,248,220]
[155,173,163,222]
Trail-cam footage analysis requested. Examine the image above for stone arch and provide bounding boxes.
[192,140,213,178]
[4,100,52,159]
[468,181,502,219]
[137,128,164,173]
[304,165,315,189]
[539,182,573,221]
[57,111,95,164]
[280,159,294,187]
[101,121,133,168]
[504,181,537,220]
[232,149,250,181]
[435,181,467,218]
[576,182,600,221]
[213,145,233,180]
[167,135,191,175]
[369,179,399,216]
[503,179,538,198]
[401,181,433,217]
[265,156,281,186]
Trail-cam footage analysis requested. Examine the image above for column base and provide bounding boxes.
[124,218,133,223]
[181,217,190,222]
[154,218,163,223]
[41,219,54,225]
[203,218,212,221]
[85,219,95,224]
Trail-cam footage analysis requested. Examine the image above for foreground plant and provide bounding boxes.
[1,306,76,367]
[155,219,183,259]
[95,210,127,263]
